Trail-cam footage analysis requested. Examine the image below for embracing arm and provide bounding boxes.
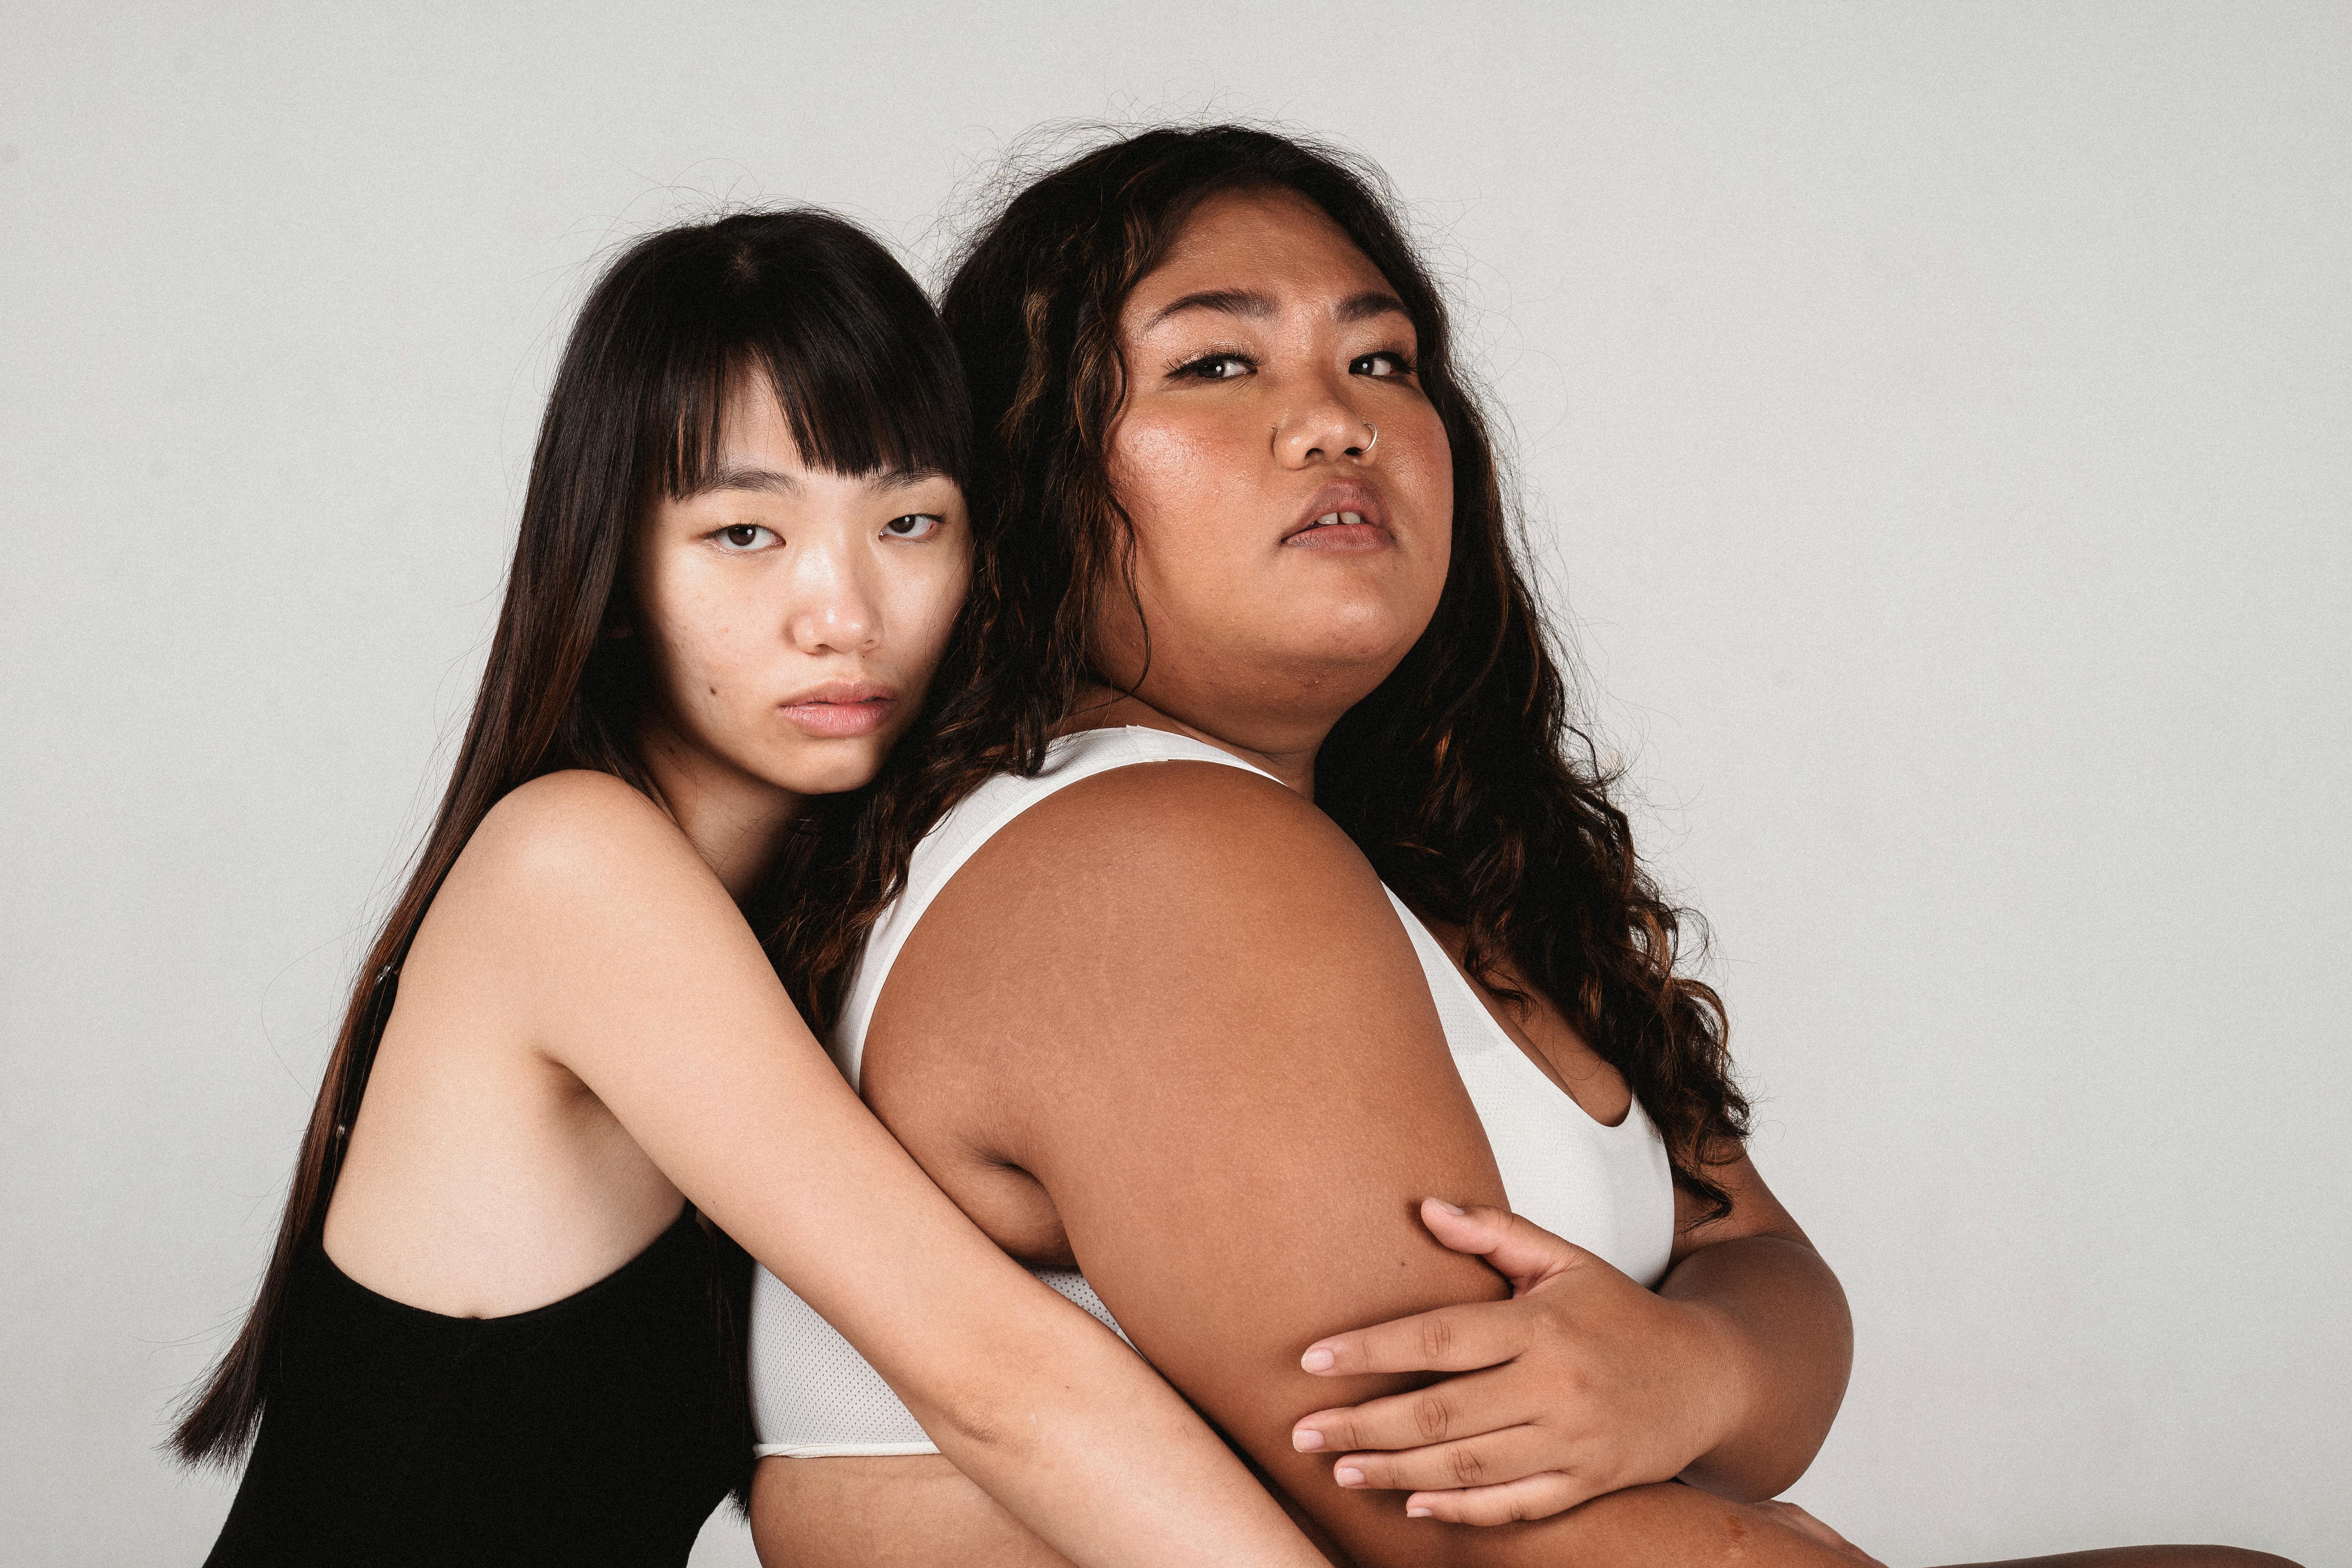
[1288,1179,1849,1521]
[460,772,1328,1568]
[1289,1158,1850,1519]
[860,762,1869,1568]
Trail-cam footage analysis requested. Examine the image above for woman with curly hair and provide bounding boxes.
[745,127,2290,1568]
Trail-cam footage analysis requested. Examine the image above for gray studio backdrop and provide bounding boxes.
[4,4,2345,1564]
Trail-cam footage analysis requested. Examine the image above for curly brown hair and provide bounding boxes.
[768,124,1751,1217]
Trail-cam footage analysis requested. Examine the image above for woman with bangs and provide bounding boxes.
[175,209,1338,1568]
[744,128,2293,1568]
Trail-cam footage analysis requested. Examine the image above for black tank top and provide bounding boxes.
[203,1207,748,1566]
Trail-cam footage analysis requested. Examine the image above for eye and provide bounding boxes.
[1171,352,1255,381]
[713,523,778,552]
[1350,350,1415,378]
[882,513,944,540]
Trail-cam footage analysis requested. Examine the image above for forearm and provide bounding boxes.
[1504,1483,1861,1568]
[1659,1234,1852,1500]
[902,1296,1332,1568]
[1308,1480,1866,1568]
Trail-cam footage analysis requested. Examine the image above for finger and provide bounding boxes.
[1401,1472,1597,1526]
[1293,1365,1530,1455]
[1326,1423,1561,1494]
[1298,1299,1530,1379]
[1418,1198,1599,1293]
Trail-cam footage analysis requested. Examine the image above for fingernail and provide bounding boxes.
[1430,1199,1466,1215]
[1292,1428,1325,1452]
[1406,1505,1433,1519]
[1301,1347,1336,1372]
[1336,1466,1365,1487]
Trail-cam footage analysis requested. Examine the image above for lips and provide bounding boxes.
[1282,481,1392,552]
[777,680,896,739]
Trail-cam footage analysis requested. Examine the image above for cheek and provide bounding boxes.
[1112,411,1212,502]
[1395,404,1454,506]
[1111,414,1260,598]
[638,564,756,706]
[1114,408,1272,532]
[1393,407,1455,592]
[886,552,973,678]
[1108,419,1192,568]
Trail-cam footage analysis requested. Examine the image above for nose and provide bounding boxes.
[782,539,881,655]
[1272,374,1375,469]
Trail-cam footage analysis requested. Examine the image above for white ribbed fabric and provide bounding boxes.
[749,726,1675,1458]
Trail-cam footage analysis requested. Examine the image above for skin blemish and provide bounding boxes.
[1722,1511,1750,1558]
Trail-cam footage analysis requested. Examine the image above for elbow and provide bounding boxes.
[900,1298,1157,1466]
[1680,1367,1844,1501]
[905,1371,1032,1459]
[1679,1389,1841,1503]
[919,1393,1025,1457]
[900,1349,1067,1463]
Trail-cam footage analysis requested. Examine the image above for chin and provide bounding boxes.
[769,740,893,800]
[1279,603,1430,672]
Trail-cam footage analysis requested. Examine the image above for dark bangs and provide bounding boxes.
[629,210,972,495]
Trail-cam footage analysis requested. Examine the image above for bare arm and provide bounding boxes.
[457,771,1328,1568]
[860,762,1869,1568]
[1659,1161,1853,1499]
[1290,1183,1850,1521]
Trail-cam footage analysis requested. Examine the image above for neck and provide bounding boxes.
[1064,685,1327,798]
[635,722,804,902]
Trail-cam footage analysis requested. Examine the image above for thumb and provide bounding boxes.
[1420,1197,1592,1294]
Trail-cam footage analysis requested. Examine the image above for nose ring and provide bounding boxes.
[1274,417,1381,457]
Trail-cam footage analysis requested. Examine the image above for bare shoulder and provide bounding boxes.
[953,758,1391,940]
[873,756,1440,1108]
[464,769,697,878]
[416,769,744,1004]
[441,769,713,917]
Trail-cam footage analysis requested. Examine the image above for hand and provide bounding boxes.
[1287,1198,1748,1524]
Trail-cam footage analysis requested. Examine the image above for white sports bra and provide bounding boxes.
[748,726,1675,1458]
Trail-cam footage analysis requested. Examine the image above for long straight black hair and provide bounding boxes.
[173,207,972,1468]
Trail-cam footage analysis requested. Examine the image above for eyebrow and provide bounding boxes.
[684,462,947,497]
[691,464,800,496]
[1336,289,1411,325]
[1146,289,1272,329]
[1143,287,1411,330]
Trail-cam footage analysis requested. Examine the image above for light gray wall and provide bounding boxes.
[3,5,2343,1564]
